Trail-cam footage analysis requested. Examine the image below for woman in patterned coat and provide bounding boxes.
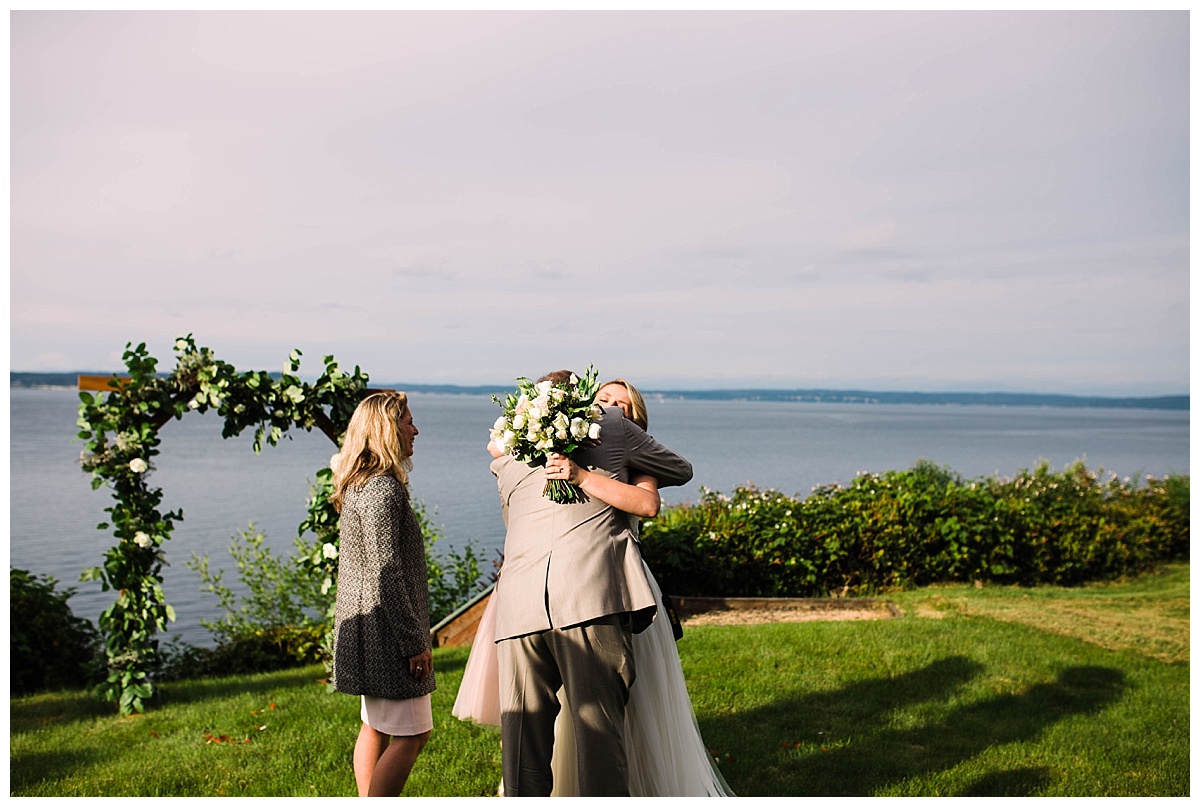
[331,390,435,796]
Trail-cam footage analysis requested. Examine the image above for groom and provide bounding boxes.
[490,370,693,796]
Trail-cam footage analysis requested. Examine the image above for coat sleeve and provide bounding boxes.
[621,418,694,488]
[360,477,429,656]
[491,455,518,528]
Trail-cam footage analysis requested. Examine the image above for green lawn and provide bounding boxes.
[10,564,1189,796]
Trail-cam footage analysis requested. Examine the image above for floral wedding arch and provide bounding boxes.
[76,335,370,714]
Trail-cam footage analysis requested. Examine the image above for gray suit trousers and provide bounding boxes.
[498,614,636,796]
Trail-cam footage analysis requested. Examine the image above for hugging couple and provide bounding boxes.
[454,371,734,797]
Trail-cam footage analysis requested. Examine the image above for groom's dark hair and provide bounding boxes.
[537,370,577,386]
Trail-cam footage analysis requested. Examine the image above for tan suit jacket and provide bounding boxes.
[491,406,692,641]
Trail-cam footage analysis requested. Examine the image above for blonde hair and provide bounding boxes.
[601,378,649,431]
[331,390,412,512]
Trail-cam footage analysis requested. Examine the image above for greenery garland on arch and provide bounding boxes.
[76,335,368,714]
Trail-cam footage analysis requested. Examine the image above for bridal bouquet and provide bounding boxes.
[490,365,604,503]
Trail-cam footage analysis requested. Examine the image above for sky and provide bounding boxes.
[9,10,1191,396]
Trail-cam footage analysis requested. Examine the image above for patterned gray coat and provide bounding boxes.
[332,474,436,700]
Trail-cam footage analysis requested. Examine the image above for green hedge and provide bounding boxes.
[10,569,102,693]
[641,460,1189,598]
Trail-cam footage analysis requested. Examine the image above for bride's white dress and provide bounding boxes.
[452,562,734,797]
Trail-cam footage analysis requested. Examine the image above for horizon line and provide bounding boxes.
[9,371,1188,404]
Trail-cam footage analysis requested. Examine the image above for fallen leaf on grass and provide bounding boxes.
[205,733,251,745]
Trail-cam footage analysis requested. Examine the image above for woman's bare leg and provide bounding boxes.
[366,731,431,796]
[353,722,389,797]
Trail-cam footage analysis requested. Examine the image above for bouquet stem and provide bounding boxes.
[544,479,588,504]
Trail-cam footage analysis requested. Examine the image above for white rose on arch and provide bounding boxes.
[133,532,153,549]
[129,458,148,474]
[322,542,339,560]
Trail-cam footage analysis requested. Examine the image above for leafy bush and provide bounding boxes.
[641,460,1189,598]
[418,502,486,624]
[156,624,328,681]
[187,526,329,651]
[10,568,102,693]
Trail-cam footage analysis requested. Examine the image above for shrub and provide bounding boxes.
[641,460,1189,598]
[418,502,486,625]
[156,624,328,681]
[188,527,328,649]
[10,568,102,693]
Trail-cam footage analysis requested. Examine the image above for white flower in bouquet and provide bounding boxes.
[491,365,604,503]
[495,430,517,454]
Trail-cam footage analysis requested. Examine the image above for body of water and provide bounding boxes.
[9,388,1189,646]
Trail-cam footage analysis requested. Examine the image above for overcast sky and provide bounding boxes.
[10,10,1190,395]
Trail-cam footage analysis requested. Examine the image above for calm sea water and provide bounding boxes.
[9,388,1189,646]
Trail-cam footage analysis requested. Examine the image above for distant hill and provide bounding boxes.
[634,388,1191,411]
[12,372,1187,411]
[11,372,90,389]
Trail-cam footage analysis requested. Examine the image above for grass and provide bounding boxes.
[10,564,1189,797]
[889,562,1190,663]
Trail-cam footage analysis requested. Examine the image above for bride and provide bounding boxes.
[453,378,734,797]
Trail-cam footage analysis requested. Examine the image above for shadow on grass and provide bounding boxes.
[433,652,468,677]
[9,748,105,792]
[9,692,115,736]
[154,666,328,708]
[959,766,1055,796]
[702,660,1125,797]
[14,650,470,738]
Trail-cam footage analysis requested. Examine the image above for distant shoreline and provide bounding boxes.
[11,372,1188,411]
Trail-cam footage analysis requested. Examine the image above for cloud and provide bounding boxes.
[8,10,1188,396]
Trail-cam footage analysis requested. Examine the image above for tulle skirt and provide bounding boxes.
[451,586,502,726]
